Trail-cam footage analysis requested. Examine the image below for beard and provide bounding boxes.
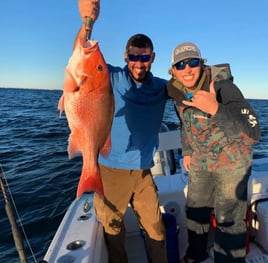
[128,65,151,83]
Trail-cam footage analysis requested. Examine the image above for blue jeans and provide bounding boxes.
[185,167,250,263]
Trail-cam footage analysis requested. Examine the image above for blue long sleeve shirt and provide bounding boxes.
[98,65,168,169]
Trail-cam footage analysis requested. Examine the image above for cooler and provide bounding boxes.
[255,201,268,252]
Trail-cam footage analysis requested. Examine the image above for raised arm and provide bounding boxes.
[74,0,100,48]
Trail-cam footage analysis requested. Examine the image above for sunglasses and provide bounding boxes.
[128,54,151,62]
[174,58,201,70]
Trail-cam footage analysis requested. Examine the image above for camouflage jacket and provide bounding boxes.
[167,64,261,172]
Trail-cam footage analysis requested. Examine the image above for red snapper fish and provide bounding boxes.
[58,39,114,198]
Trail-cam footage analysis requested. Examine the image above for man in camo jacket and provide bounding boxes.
[167,42,260,263]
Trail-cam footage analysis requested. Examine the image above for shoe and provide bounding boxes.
[200,258,212,263]
[180,256,195,263]
[180,256,212,263]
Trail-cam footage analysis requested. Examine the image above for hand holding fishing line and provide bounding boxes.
[183,80,219,116]
[78,0,100,41]
[78,0,100,22]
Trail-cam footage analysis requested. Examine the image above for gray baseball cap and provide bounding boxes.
[171,42,206,66]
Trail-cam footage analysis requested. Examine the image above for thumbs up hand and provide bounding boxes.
[182,80,219,116]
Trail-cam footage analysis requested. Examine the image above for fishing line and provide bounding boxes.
[0,163,38,263]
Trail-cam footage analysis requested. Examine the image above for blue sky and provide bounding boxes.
[0,0,267,99]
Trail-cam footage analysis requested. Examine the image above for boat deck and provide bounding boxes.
[124,204,268,263]
[42,148,268,263]
[246,243,268,263]
[125,232,268,263]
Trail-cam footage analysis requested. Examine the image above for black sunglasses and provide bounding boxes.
[128,54,151,62]
[174,58,201,70]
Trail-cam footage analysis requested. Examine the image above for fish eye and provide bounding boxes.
[97,65,103,71]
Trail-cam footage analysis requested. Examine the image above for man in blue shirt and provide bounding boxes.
[77,1,169,262]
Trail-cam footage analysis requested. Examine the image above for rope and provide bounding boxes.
[0,164,38,263]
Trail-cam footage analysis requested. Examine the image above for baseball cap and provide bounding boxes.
[171,42,207,66]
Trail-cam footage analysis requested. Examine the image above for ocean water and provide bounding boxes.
[0,88,267,263]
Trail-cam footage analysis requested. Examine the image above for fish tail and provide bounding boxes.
[76,166,104,198]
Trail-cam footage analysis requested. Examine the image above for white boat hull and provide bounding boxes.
[43,129,268,263]
[43,193,108,263]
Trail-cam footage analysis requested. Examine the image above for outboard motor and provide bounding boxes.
[151,123,176,176]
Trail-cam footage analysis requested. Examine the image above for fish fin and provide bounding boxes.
[58,68,78,116]
[64,69,80,92]
[68,135,81,159]
[100,134,112,157]
[58,95,65,116]
[76,166,104,198]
